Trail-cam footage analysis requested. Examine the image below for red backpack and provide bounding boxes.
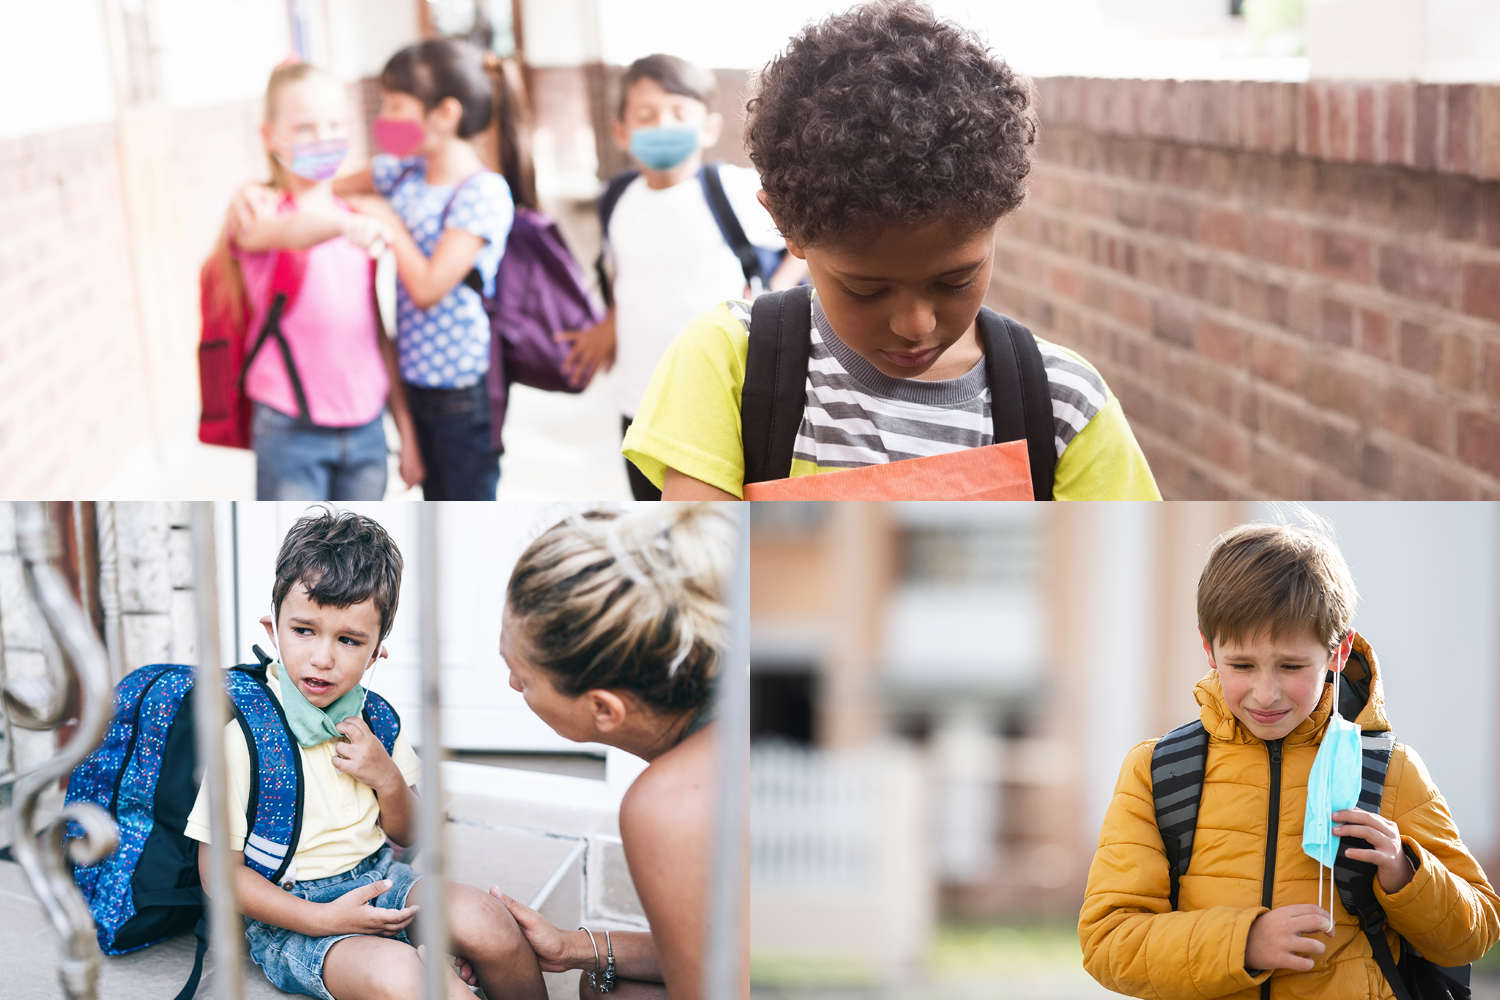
[197,232,310,449]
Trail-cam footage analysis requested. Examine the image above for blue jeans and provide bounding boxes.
[404,382,500,500]
[252,404,388,501]
[243,846,420,1000]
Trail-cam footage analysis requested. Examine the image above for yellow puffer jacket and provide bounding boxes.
[1079,633,1499,1000]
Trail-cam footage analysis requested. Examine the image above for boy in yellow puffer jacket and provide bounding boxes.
[1080,521,1499,1000]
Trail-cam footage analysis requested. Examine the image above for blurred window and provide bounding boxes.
[751,667,816,745]
[749,502,829,536]
[901,524,1038,588]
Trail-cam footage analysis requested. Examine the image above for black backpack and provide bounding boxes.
[738,284,1056,499]
[1150,654,1471,1000]
[595,160,784,306]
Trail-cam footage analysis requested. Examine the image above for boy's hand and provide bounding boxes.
[1334,808,1416,894]
[331,717,401,792]
[1245,904,1333,972]
[556,314,615,387]
[318,878,418,937]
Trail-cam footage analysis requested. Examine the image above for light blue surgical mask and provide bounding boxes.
[629,125,700,172]
[1302,655,1363,931]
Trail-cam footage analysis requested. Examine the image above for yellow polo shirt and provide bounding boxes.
[184,662,421,882]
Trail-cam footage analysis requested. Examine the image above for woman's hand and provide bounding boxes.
[1334,807,1415,894]
[317,879,418,937]
[491,888,576,973]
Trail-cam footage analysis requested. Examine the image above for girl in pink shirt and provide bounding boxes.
[211,62,422,499]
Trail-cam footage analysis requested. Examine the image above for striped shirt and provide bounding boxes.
[727,297,1108,472]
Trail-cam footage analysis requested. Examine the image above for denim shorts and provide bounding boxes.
[244,846,421,1000]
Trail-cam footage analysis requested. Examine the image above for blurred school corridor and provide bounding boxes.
[3,0,1500,498]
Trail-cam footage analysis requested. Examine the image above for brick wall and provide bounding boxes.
[990,78,1500,499]
[0,124,155,497]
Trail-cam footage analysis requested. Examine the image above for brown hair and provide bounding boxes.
[504,505,734,714]
[1197,521,1358,654]
[202,62,336,332]
[272,507,404,643]
[380,38,493,139]
[486,54,538,211]
[617,54,718,119]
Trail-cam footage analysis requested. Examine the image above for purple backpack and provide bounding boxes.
[437,176,604,452]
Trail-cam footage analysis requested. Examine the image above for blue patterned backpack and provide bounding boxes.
[64,648,401,1000]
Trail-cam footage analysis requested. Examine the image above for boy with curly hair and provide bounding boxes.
[622,0,1159,500]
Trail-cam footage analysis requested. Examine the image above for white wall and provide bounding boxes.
[1307,0,1500,81]
[325,0,421,81]
[0,0,117,141]
[155,0,291,110]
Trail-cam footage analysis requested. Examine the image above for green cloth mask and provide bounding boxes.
[277,662,367,748]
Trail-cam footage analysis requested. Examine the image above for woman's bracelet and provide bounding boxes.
[576,925,616,993]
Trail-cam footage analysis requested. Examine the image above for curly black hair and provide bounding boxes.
[746,1,1037,248]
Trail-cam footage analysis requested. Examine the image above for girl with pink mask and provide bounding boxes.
[213,62,424,500]
[330,38,515,500]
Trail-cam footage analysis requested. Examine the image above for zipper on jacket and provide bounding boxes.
[1260,738,1283,1000]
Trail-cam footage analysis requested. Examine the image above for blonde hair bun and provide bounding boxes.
[505,503,736,713]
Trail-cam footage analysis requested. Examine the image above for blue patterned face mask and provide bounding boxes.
[1303,649,1363,931]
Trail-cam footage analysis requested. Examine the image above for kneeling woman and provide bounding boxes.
[463,503,738,999]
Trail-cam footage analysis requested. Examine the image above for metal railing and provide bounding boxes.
[2,502,119,1000]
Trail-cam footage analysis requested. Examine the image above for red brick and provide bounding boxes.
[1385,83,1413,165]
[1305,359,1374,423]
[1481,185,1500,248]
[1355,86,1377,162]
[1437,176,1479,241]
[1251,444,1311,498]
[1457,410,1500,478]
[1327,83,1354,161]
[1197,206,1248,253]
[1313,230,1373,284]
[1152,299,1194,347]
[1154,196,1195,237]
[1437,333,1477,392]
[1321,299,1354,346]
[1392,449,1480,500]
[1398,321,1439,374]
[1303,84,1326,160]
[1414,84,1444,171]
[1380,384,1449,452]
[1266,283,1290,327]
[1358,309,1393,361]
[1461,261,1500,322]
[1195,316,1246,365]
[1250,335,1305,391]
[1250,215,1307,268]
[1447,85,1478,175]
[1483,342,1500,403]
[1199,418,1250,476]
[1377,246,1459,306]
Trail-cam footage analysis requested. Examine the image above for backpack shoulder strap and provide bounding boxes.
[224,666,304,887]
[595,168,641,309]
[699,161,765,294]
[976,308,1055,501]
[742,285,814,485]
[361,690,401,756]
[1151,720,1210,911]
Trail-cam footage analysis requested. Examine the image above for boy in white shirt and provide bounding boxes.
[557,53,808,500]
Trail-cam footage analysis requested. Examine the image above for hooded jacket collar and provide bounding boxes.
[1194,631,1392,746]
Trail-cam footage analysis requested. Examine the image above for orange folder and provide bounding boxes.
[742,439,1035,500]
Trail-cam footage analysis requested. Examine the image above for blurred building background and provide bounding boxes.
[2,0,1499,499]
[0,500,654,999]
[748,501,1500,996]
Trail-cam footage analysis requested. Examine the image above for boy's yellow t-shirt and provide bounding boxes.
[184,662,421,882]
[621,300,1161,500]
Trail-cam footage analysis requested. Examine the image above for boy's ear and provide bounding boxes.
[260,614,275,640]
[1200,631,1217,670]
[700,111,723,150]
[585,689,630,735]
[758,191,804,259]
[1332,630,1354,672]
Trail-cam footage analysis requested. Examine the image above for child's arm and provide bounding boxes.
[346,194,485,310]
[1079,742,1273,1000]
[332,717,418,847]
[1365,744,1500,966]
[234,209,392,254]
[198,843,417,938]
[662,469,739,501]
[333,166,375,197]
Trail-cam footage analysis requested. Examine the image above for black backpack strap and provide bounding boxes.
[594,168,641,309]
[170,912,209,1000]
[976,308,1055,500]
[742,285,814,485]
[239,292,314,426]
[1151,720,1210,911]
[699,161,765,295]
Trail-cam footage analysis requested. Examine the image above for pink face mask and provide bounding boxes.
[373,117,426,157]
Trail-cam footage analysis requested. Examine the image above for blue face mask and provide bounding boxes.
[1302,660,1363,930]
[629,125,701,172]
